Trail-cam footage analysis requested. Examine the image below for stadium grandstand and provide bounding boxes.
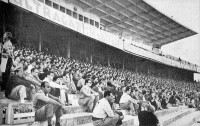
[0,0,200,126]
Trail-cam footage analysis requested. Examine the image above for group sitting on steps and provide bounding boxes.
[0,32,200,126]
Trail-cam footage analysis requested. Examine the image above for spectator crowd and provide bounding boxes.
[0,32,200,126]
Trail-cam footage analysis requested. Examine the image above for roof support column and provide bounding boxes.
[122,53,125,70]
[107,46,110,67]
[67,40,71,59]
[90,41,94,64]
[39,30,42,52]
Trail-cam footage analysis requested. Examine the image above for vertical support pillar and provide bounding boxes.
[122,40,125,70]
[90,54,93,63]
[122,53,125,70]
[67,41,71,59]
[107,46,110,67]
[168,67,170,78]
[39,30,42,51]
[108,55,110,67]
[135,58,138,73]
[90,42,94,63]
[148,61,150,74]
[18,11,23,46]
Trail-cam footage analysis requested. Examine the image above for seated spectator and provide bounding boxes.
[115,86,124,104]
[119,86,139,116]
[5,68,35,102]
[160,93,169,109]
[43,71,60,97]
[62,72,76,94]
[72,70,80,90]
[43,71,68,97]
[92,91,123,126]
[188,98,196,108]
[92,82,104,100]
[195,89,200,110]
[33,81,64,126]
[53,75,70,106]
[78,79,99,112]
[104,82,118,97]
[12,56,23,72]
[150,93,163,111]
[169,91,179,107]
[25,68,41,90]
[76,73,85,92]
[27,60,36,74]
[109,91,124,126]
[138,103,160,126]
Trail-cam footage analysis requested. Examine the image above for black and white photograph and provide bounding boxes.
[0,0,199,126]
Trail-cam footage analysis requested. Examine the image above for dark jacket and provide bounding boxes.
[5,75,33,98]
[138,111,159,126]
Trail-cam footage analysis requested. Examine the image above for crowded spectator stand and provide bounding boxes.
[0,32,200,126]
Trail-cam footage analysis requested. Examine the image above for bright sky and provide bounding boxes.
[144,0,200,66]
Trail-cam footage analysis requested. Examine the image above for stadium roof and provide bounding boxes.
[66,0,197,47]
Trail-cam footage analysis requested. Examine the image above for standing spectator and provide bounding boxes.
[0,32,14,91]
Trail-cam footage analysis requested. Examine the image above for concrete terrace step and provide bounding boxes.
[68,94,81,100]
[55,107,190,126]
[159,108,196,126]
[117,106,188,116]
[1,107,193,126]
[52,113,135,126]
[190,123,200,126]
[76,115,136,126]
[167,110,200,126]
[155,106,188,117]
[58,112,92,126]
[190,116,200,126]
[1,122,47,126]
[63,106,87,114]
[132,108,195,126]
[68,94,80,106]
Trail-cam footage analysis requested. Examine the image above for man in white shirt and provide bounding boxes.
[92,91,123,126]
[119,86,139,116]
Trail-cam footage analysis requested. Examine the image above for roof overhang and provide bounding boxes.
[66,0,197,47]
